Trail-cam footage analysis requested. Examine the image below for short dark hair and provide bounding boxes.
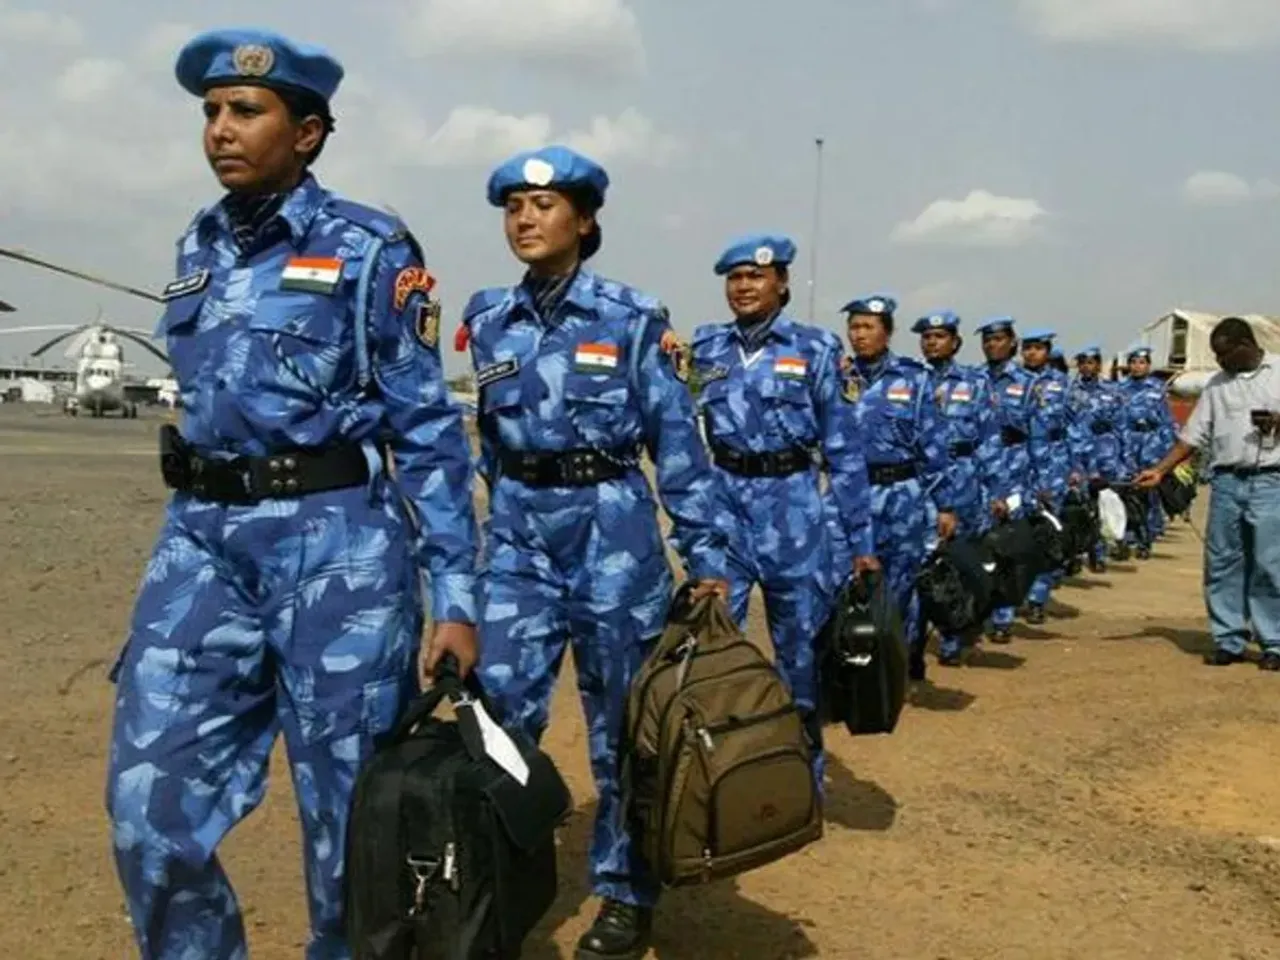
[1211,316,1256,348]
[276,86,335,166]
[849,310,893,335]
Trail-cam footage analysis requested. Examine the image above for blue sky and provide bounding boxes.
[2,0,1279,375]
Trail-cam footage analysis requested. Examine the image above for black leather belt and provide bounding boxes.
[1217,464,1280,478]
[867,462,917,486]
[1132,421,1155,433]
[498,445,638,487]
[1000,426,1027,446]
[1045,427,1066,442]
[1090,421,1114,435]
[710,441,815,478]
[950,440,976,458]
[159,425,369,505]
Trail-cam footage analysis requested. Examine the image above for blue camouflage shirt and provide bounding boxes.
[927,359,1002,512]
[155,173,478,623]
[1069,376,1126,481]
[690,314,874,557]
[462,268,728,580]
[981,358,1034,506]
[844,351,954,510]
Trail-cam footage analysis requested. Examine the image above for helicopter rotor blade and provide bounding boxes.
[0,324,80,336]
[31,325,90,358]
[0,247,162,304]
[113,327,170,365]
[0,298,14,312]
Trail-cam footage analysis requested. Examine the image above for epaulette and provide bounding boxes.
[323,197,424,261]
[894,354,927,372]
[594,276,664,318]
[462,287,511,323]
[692,321,731,346]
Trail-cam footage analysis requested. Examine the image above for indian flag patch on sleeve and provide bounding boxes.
[887,383,913,403]
[280,257,343,294]
[574,342,619,371]
[774,356,807,379]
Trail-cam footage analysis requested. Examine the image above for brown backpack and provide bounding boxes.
[622,591,822,887]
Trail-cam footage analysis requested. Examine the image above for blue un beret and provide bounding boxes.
[1020,328,1056,344]
[175,28,344,104]
[713,234,796,275]
[1127,345,1153,361]
[976,316,1016,337]
[842,293,897,317]
[486,146,609,209]
[1074,343,1102,359]
[911,310,960,335]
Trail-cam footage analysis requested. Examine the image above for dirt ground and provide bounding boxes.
[2,403,1278,960]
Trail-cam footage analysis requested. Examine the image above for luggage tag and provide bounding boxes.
[455,693,531,786]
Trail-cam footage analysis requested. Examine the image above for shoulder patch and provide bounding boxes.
[842,376,862,403]
[393,265,436,312]
[415,300,440,349]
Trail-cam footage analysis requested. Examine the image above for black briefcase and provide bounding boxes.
[344,658,572,960]
[818,571,908,736]
[1158,473,1196,518]
[982,512,1063,607]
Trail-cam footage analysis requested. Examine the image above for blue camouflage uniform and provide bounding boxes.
[914,311,1002,659]
[691,234,872,781]
[1121,345,1177,553]
[1070,344,1126,568]
[465,146,729,912]
[976,317,1035,638]
[839,295,954,662]
[1020,329,1084,610]
[105,30,478,960]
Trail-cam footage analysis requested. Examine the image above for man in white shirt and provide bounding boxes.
[1137,317,1280,671]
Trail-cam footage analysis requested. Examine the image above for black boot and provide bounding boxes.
[1024,604,1045,625]
[576,899,653,960]
[989,626,1012,645]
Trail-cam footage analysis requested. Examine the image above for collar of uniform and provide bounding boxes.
[930,358,959,378]
[198,172,325,247]
[855,349,894,380]
[509,265,597,323]
[732,311,794,347]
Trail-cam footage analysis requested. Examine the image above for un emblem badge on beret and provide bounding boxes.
[522,158,555,187]
[232,44,275,77]
[753,246,774,266]
[867,299,885,313]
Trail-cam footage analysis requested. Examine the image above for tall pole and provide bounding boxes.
[807,137,824,322]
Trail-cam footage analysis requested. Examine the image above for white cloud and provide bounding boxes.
[53,58,127,103]
[1181,170,1280,206]
[891,190,1048,246]
[1015,0,1280,50]
[564,108,680,164]
[0,4,83,46]
[405,0,646,78]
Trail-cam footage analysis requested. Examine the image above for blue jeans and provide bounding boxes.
[1205,472,1280,656]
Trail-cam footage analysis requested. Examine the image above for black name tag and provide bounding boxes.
[476,358,519,388]
[161,269,210,301]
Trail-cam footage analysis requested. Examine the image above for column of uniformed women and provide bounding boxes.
[100,27,1181,960]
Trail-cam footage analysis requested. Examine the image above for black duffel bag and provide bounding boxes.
[1059,488,1098,561]
[917,537,998,635]
[345,657,572,960]
[1158,472,1196,519]
[1112,482,1150,543]
[818,571,907,736]
[982,511,1064,608]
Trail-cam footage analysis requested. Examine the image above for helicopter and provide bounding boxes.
[0,247,172,416]
[0,313,170,417]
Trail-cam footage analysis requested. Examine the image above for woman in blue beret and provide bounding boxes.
[458,145,732,960]
[103,28,479,960]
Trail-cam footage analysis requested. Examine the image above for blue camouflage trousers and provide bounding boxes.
[476,475,672,909]
[871,479,931,655]
[106,485,421,960]
[719,470,834,787]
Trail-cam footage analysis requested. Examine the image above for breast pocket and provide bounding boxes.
[563,372,633,447]
[247,291,354,399]
[758,376,817,443]
[157,293,207,387]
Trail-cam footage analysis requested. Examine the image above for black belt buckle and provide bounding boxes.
[562,450,601,486]
[950,441,976,458]
[249,452,305,498]
[1000,426,1027,446]
[1091,421,1113,436]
